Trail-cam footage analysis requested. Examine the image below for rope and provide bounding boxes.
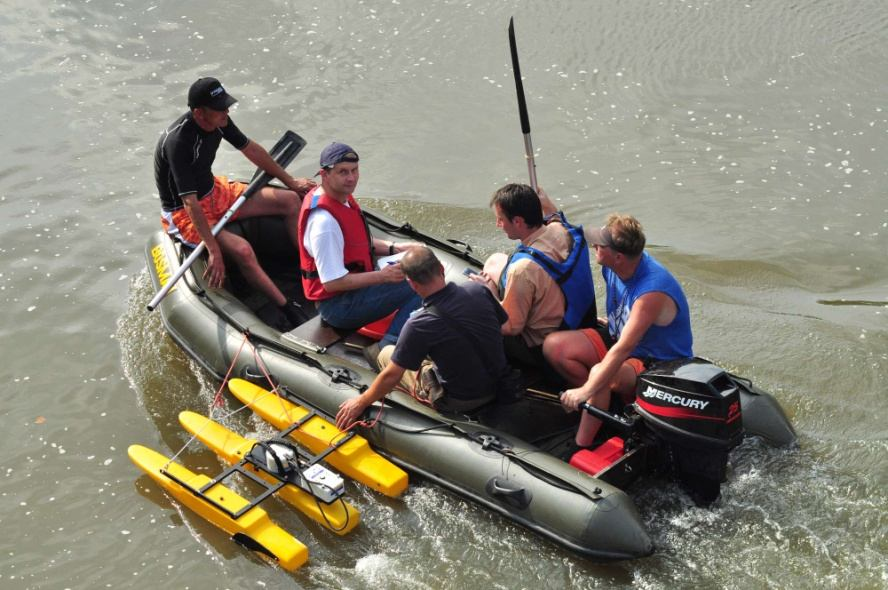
[210,332,252,411]
[335,365,433,433]
[163,331,254,470]
[160,326,387,529]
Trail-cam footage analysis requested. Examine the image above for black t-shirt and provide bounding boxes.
[392,282,509,400]
[154,112,249,211]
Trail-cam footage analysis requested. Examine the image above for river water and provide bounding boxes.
[1,0,886,588]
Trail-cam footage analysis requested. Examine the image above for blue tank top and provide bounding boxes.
[603,251,693,360]
[499,212,597,329]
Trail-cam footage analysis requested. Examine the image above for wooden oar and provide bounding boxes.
[525,387,563,406]
[147,130,306,311]
[508,17,538,191]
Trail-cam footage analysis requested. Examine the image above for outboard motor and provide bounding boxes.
[634,358,743,504]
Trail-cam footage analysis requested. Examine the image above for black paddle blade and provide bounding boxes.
[508,17,532,135]
[249,130,308,184]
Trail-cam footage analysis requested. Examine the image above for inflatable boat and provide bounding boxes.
[142,202,796,561]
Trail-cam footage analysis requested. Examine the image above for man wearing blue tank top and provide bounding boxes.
[546,213,694,446]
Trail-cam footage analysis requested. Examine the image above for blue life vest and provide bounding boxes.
[499,212,597,329]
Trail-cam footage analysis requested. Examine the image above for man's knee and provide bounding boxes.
[482,252,508,285]
[221,236,259,265]
[542,332,567,366]
[267,187,300,216]
[376,344,396,369]
[614,363,640,402]
[543,330,591,367]
[247,188,300,217]
[282,190,301,215]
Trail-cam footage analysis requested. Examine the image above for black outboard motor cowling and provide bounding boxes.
[634,358,743,503]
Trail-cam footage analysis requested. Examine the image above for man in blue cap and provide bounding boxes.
[296,142,421,349]
[154,77,315,327]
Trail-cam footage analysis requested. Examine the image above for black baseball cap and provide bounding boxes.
[187,77,237,110]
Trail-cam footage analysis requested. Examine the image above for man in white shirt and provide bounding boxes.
[296,142,421,345]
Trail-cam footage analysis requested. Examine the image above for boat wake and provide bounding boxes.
[117,269,221,442]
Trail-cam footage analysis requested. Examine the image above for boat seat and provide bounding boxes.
[283,315,345,349]
[356,311,396,341]
[283,310,399,352]
[569,437,625,476]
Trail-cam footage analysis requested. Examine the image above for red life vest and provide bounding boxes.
[297,188,373,301]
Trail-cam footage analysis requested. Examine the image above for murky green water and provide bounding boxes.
[1,1,885,588]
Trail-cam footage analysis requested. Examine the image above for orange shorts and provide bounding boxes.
[580,328,645,375]
[579,328,610,363]
[161,176,248,246]
[623,358,646,376]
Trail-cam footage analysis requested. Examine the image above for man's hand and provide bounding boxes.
[560,387,590,412]
[242,140,315,197]
[336,359,404,429]
[323,262,404,292]
[336,396,369,430]
[378,262,406,283]
[202,244,226,289]
[288,176,316,197]
[467,270,498,295]
[536,185,558,218]
[182,194,226,289]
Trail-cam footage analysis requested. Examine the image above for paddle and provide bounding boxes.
[146,130,307,311]
[508,17,538,191]
[248,130,304,183]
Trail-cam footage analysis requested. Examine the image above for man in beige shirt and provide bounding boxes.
[469,183,597,369]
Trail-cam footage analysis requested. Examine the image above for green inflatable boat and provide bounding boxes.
[142,199,795,561]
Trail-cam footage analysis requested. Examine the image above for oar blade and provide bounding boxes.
[508,17,538,190]
[249,130,307,184]
[509,17,532,134]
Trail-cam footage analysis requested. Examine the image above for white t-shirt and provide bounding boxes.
[302,207,350,284]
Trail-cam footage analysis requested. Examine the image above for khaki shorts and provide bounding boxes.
[378,345,491,412]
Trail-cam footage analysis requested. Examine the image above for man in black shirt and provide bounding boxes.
[154,77,314,323]
[335,246,509,428]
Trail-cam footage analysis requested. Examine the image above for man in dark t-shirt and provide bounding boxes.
[335,246,509,428]
[154,77,315,325]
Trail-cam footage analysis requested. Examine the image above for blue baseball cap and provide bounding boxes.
[319,142,359,169]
